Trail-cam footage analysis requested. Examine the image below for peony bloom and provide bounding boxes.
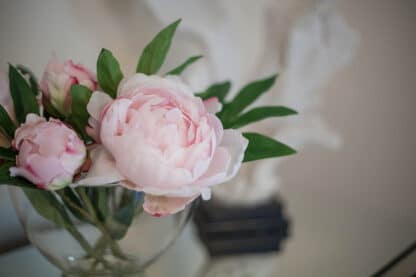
[40,55,97,116]
[0,71,14,147]
[10,114,86,190]
[82,74,248,216]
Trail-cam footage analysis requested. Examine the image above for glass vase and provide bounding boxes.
[9,186,192,276]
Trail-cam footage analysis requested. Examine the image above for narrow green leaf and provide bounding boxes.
[97,49,123,98]
[195,81,231,103]
[166,55,203,75]
[223,75,277,122]
[0,176,34,188]
[0,162,34,188]
[242,132,296,162]
[16,65,39,95]
[0,147,16,161]
[57,187,91,224]
[136,19,181,74]
[231,106,297,128]
[8,64,40,123]
[91,187,109,221]
[69,84,92,141]
[0,161,13,175]
[23,188,75,229]
[106,191,143,240]
[0,104,16,139]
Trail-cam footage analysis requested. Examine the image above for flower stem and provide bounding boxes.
[76,187,127,260]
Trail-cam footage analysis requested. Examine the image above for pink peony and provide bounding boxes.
[40,55,97,116]
[10,114,86,190]
[82,74,248,216]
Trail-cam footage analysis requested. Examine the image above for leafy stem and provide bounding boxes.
[76,187,127,260]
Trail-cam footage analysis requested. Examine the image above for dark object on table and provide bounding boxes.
[193,196,290,257]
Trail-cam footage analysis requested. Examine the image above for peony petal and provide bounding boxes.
[75,146,125,186]
[87,91,113,121]
[192,146,230,187]
[193,129,248,187]
[143,193,198,216]
[203,97,222,114]
[217,129,248,181]
[207,113,223,145]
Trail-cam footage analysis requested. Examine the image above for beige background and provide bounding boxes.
[0,0,415,276]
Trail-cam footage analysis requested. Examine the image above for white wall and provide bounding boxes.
[0,0,415,276]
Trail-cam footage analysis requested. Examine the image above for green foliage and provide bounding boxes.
[8,64,39,123]
[219,75,277,125]
[23,188,75,228]
[195,81,231,103]
[57,187,91,224]
[166,55,203,75]
[230,106,297,128]
[0,104,16,139]
[242,132,296,162]
[91,187,110,221]
[16,65,39,96]
[69,84,92,141]
[42,96,65,120]
[0,162,33,189]
[97,49,123,98]
[136,19,181,74]
[106,191,143,240]
[0,147,16,161]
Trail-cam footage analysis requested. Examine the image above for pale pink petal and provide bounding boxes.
[193,129,248,187]
[86,117,100,142]
[22,154,67,186]
[75,146,125,186]
[143,193,198,217]
[9,166,41,185]
[192,147,230,187]
[87,91,113,121]
[203,97,222,114]
[111,134,193,190]
[217,129,248,181]
[207,114,224,145]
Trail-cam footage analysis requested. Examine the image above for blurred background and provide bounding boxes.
[0,0,415,276]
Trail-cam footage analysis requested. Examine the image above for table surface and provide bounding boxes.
[0,223,415,277]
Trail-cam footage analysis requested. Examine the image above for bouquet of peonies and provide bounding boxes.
[0,19,296,269]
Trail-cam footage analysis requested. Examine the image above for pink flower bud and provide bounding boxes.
[40,55,97,116]
[10,114,86,190]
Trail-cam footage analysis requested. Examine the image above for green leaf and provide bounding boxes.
[242,132,296,162]
[0,161,13,175]
[0,104,16,139]
[230,106,297,128]
[0,176,34,188]
[42,96,64,120]
[136,19,181,74]
[97,49,123,98]
[166,55,203,75]
[106,191,143,240]
[8,64,40,123]
[57,187,91,224]
[195,81,231,103]
[16,65,39,96]
[0,147,16,161]
[222,75,277,123]
[0,162,34,188]
[91,187,109,221]
[69,84,92,141]
[23,188,75,229]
